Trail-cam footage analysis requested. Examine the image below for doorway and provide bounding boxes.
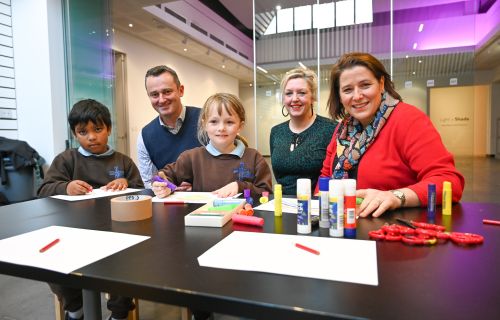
[112,50,129,156]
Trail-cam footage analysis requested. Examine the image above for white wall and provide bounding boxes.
[11,0,67,164]
[112,30,239,163]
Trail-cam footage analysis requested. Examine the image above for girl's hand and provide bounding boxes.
[152,181,173,198]
[67,180,93,195]
[356,188,401,218]
[213,182,239,198]
[102,178,128,191]
[176,181,192,191]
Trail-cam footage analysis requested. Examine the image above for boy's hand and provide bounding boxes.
[212,182,238,198]
[102,178,128,191]
[67,180,93,195]
[152,181,173,198]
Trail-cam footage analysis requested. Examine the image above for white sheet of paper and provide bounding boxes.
[0,226,149,274]
[153,192,241,204]
[51,188,142,201]
[254,198,319,215]
[198,231,378,286]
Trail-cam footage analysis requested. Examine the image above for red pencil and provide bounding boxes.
[295,243,320,255]
[483,219,500,226]
[39,238,60,253]
[164,201,185,205]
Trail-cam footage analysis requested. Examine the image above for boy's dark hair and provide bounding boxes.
[68,99,112,133]
[144,65,181,89]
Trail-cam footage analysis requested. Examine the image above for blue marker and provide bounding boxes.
[152,175,177,192]
[213,199,245,207]
[427,183,436,221]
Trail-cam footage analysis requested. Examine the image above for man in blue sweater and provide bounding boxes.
[137,65,201,188]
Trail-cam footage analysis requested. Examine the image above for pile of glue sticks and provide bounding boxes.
[368,219,484,246]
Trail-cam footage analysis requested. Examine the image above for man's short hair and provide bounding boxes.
[144,65,181,89]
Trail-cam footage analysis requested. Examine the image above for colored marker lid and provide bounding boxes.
[318,177,330,191]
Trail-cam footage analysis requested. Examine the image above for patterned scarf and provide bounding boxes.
[333,92,400,179]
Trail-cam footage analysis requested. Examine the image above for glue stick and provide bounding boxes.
[442,181,452,215]
[318,177,330,228]
[274,184,282,217]
[329,179,344,237]
[297,178,311,234]
[343,179,357,238]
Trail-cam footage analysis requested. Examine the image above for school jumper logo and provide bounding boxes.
[233,162,254,181]
[109,166,124,179]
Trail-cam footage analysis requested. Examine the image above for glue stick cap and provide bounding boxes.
[297,178,311,196]
[343,179,357,196]
[244,188,251,198]
[319,177,330,192]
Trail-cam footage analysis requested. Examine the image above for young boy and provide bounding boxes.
[37,99,143,320]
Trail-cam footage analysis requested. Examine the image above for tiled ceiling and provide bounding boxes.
[111,0,500,87]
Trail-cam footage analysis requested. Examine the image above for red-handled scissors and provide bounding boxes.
[369,219,483,246]
[449,232,484,245]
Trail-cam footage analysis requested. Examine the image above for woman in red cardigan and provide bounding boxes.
[319,52,464,217]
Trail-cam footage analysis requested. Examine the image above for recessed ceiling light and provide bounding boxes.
[412,71,416,75]
[249,83,253,87]
[413,42,418,50]
[222,65,226,69]
[418,60,422,63]
[183,48,187,52]
[128,23,133,28]
[405,55,409,58]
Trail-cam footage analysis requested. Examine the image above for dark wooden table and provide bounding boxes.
[1,192,499,320]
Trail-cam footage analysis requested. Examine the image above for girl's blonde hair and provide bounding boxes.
[197,93,247,146]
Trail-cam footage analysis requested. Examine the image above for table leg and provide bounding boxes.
[82,289,102,319]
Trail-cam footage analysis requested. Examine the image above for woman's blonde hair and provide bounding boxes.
[280,68,318,104]
[197,93,246,145]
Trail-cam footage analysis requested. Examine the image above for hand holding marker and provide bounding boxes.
[153,172,177,192]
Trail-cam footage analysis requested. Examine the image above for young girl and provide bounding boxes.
[152,93,272,198]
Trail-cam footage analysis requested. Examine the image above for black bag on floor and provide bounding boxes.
[0,137,44,204]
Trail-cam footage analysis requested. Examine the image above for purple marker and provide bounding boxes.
[153,175,177,192]
[243,188,253,205]
[427,183,436,220]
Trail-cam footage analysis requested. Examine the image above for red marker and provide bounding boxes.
[39,238,60,253]
[164,201,185,205]
[483,219,500,226]
[295,243,320,255]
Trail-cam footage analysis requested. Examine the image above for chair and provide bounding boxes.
[54,295,140,320]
